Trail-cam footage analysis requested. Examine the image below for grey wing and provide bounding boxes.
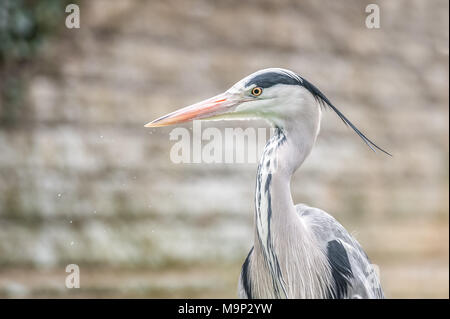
[296,204,384,299]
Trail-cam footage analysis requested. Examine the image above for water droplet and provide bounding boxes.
[69,220,72,224]
[70,241,74,246]
[57,193,62,197]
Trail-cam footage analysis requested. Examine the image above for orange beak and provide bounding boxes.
[145,92,237,128]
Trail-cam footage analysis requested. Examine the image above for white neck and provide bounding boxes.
[251,104,332,298]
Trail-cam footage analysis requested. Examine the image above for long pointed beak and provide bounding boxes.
[145,92,237,128]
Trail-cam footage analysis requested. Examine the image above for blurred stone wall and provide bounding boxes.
[0,0,448,297]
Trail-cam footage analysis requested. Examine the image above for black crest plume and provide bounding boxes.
[300,76,392,156]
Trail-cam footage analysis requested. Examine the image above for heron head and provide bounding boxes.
[145,68,391,156]
[145,68,319,130]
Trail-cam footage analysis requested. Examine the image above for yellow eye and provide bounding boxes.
[251,87,263,96]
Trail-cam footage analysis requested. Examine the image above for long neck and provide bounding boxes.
[253,121,319,298]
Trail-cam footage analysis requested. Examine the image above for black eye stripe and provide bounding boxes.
[245,72,301,89]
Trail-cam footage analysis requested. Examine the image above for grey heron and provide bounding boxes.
[145,68,388,299]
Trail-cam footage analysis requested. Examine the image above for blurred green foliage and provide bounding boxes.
[0,0,75,125]
[0,0,73,63]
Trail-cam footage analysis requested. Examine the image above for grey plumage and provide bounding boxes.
[236,69,386,299]
[146,67,387,299]
[238,131,384,298]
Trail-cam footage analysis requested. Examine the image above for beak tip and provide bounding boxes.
[144,122,156,128]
